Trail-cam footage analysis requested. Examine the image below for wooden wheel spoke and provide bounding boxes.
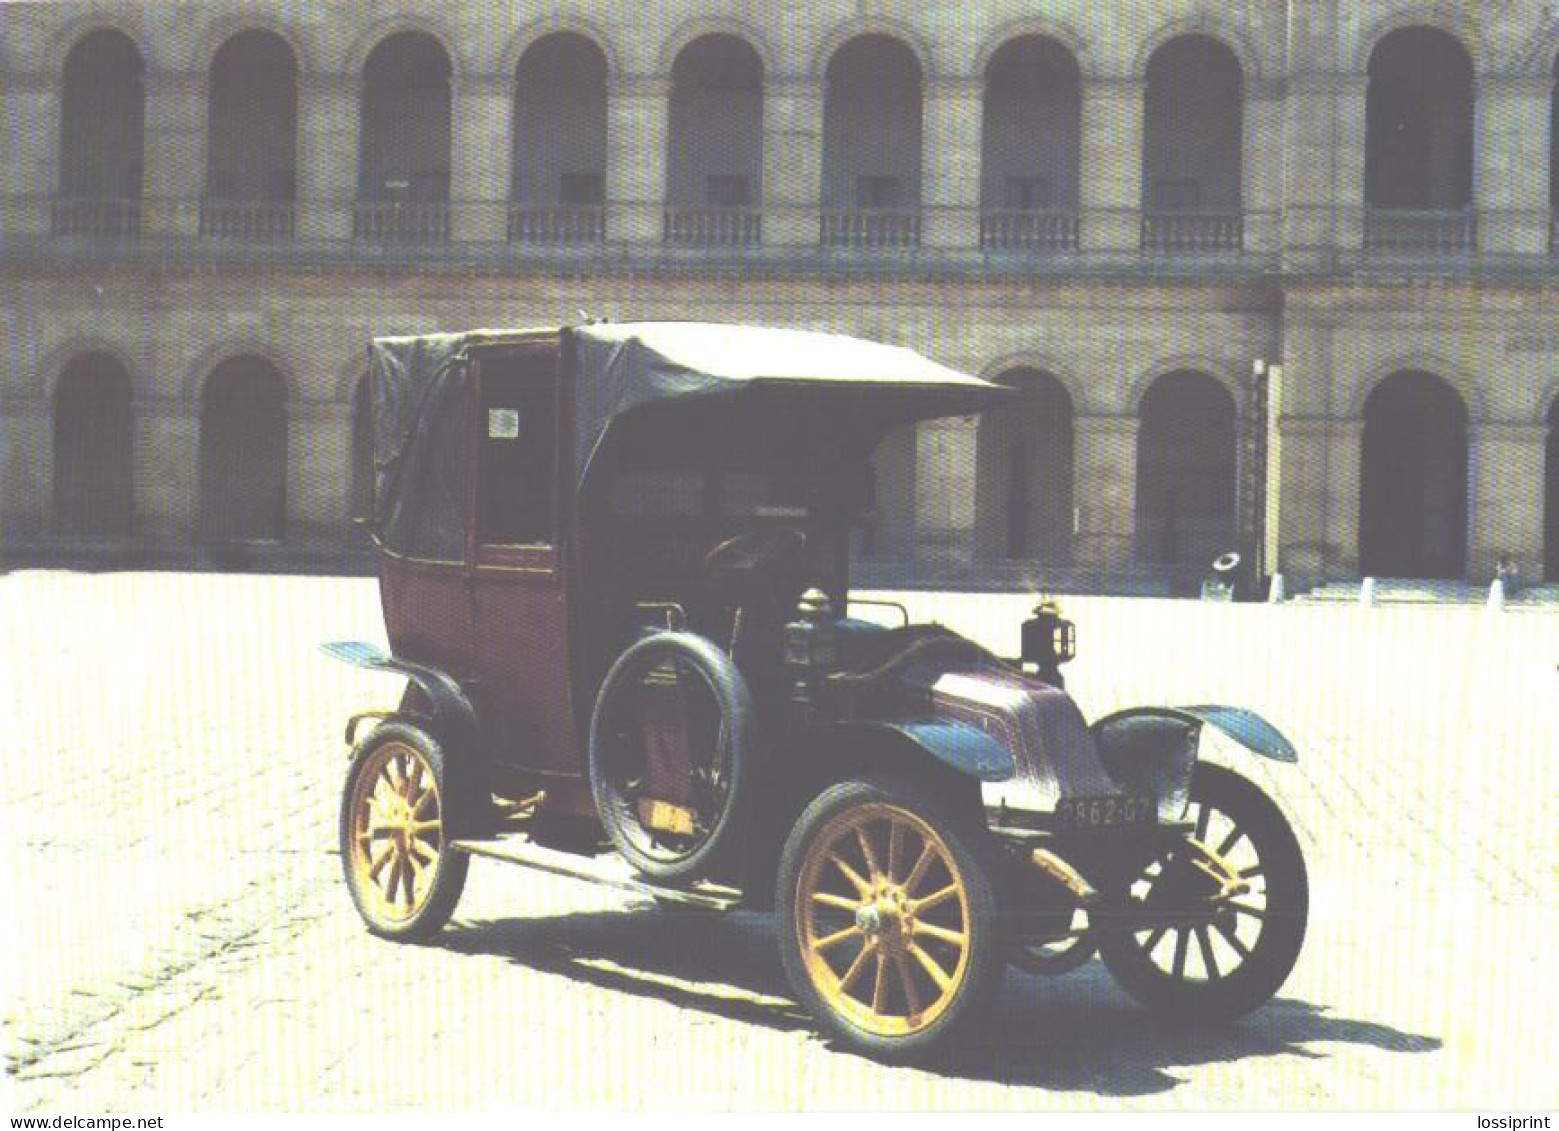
[382,854,404,903]
[1171,928,1190,980]
[1194,803,1211,840]
[895,954,922,1016]
[911,883,959,916]
[367,844,394,881]
[855,826,883,881]
[408,819,442,838]
[1238,864,1264,880]
[837,941,876,994]
[913,920,967,949]
[1196,926,1220,979]
[811,891,859,913]
[908,943,953,992]
[1216,824,1246,856]
[829,854,872,897]
[902,842,937,896]
[887,822,904,884]
[870,950,890,1013]
[1141,925,1169,955]
[1227,900,1267,921]
[1214,919,1251,960]
[813,924,861,953]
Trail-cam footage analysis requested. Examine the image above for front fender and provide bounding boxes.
[1090,705,1297,823]
[319,640,480,750]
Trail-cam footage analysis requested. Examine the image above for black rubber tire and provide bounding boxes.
[1097,763,1308,1022]
[339,720,469,943]
[776,775,1007,1062]
[588,631,755,884]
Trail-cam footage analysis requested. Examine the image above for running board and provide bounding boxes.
[448,835,744,912]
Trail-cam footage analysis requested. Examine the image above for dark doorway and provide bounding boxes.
[975,369,1073,562]
[199,356,286,544]
[53,353,133,540]
[1359,371,1468,579]
[56,29,144,235]
[1136,371,1237,570]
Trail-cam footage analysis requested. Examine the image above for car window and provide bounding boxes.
[477,353,556,546]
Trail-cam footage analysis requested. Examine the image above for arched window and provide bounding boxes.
[665,35,763,246]
[53,353,133,540]
[821,35,922,248]
[1549,52,1558,252]
[199,356,287,544]
[55,30,144,235]
[975,369,1073,562]
[1141,35,1244,252]
[204,29,297,239]
[980,37,1080,252]
[1363,27,1475,251]
[1136,371,1237,571]
[1359,371,1468,579]
[357,32,452,243]
[509,32,607,245]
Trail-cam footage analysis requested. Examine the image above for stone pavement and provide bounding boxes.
[2,572,1555,1111]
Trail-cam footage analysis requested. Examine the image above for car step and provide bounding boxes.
[448,835,744,912]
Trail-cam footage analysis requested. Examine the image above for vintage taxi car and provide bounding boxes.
[324,321,1308,1060]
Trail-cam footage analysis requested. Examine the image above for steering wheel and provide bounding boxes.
[702,527,807,574]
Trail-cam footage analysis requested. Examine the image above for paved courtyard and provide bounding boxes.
[2,571,1555,1111]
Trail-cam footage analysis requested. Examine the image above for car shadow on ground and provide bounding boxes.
[440,904,1440,1096]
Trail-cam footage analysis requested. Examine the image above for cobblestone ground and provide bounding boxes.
[2,572,1555,1111]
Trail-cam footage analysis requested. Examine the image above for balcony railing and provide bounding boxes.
[821,209,921,249]
[1363,207,1475,254]
[352,200,450,244]
[664,207,761,247]
[507,204,604,246]
[1141,212,1244,253]
[199,199,296,240]
[980,210,1079,253]
[50,197,141,238]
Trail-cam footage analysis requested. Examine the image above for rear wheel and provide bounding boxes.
[1097,763,1307,1021]
[777,776,1005,1060]
[340,721,469,942]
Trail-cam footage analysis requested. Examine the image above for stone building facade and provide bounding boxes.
[1,0,1556,590]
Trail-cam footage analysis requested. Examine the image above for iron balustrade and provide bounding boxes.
[1363,208,1476,253]
[1140,212,1245,253]
[199,199,297,240]
[352,200,450,244]
[663,207,761,247]
[820,209,921,249]
[50,197,141,237]
[980,210,1079,252]
[506,205,604,246]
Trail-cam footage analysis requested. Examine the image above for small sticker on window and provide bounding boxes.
[488,407,519,439]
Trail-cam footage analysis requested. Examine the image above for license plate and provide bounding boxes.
[1054,794,1154,831]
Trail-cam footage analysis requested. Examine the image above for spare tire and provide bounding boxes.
[588,631,756,883]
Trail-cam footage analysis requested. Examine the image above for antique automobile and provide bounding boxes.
[323,321,1308,1060]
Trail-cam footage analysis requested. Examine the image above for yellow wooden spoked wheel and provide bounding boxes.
[340,722,468,941]
[779,777,1004,1057]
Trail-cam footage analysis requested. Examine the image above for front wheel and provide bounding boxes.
[1097,763,1308,1022]
[340,721,469,942]
[777,775,1006,1061]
